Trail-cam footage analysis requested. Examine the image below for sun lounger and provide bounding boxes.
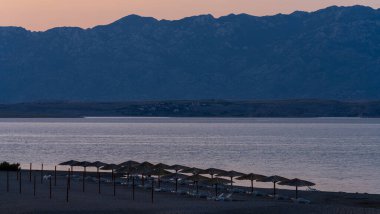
[291,197,311,204]
[268,194,289,200]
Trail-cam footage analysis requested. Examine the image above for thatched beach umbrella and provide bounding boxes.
[59,160,79,172]
[149,168,172,188]
[206,177,231,197]
[216,170,245,188]
[75,161,92,192]
[118,160,139,168]
[237,173,267,193]
[186,174,210,194]
[90,161,107,177]
[100,164,118,180]
[168,164,190,173]
[154,163,171,170]
[257,175,289,196]
[200,168,227,179]
[278,178,315,199]
[161,173,188,192]
[180,167,204,175]
[168,164,190,192]
[134,162,155,186]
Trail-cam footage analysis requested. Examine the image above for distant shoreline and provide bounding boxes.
[1,100,380,118]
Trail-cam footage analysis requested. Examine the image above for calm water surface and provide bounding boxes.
[0,117,379,193]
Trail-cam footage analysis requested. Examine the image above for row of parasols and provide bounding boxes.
[59,160,316,199]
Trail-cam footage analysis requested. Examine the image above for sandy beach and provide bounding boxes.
[0,170,379,214]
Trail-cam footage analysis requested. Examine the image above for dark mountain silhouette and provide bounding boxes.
[1,5,380,103]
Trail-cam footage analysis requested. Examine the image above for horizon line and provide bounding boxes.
[0,5,378,32]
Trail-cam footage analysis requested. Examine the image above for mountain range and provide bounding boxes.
[1,5,380,103]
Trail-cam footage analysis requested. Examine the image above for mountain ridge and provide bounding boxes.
[1,5,380,103]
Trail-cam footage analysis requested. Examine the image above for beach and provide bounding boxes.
[0,170,379,214]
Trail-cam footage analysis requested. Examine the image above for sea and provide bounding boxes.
[0,117,379,194]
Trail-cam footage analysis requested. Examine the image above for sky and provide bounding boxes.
[0,0,379,31]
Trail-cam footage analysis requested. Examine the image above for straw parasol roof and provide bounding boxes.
[136,161,155,169]
[237,173,267,181]
[100,164,118,170]
[257,175,289,196]
[154,163,171,170]
[217,170,245,178]
[75,161,92,167]
[161,173,188,181]
[278,178,315,187]
[115,165,136,174]
[118,160,139,168]
[149,168,172,177]
[180,167,204,175]
[59,160,79,166]
[89,161,108,168]
[216,170,246,187]
[278,178,315,199]
[186,174,210,182]
[237,173,267,193]
[258,175,289,183]
[206,177,231,185]
[200,168,227,178]
[168,164,190,172]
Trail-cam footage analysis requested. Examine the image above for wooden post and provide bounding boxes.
[68,168,71,190]
[40,164,43,184]
[16,169,19,181]
[6,170,9,192]
[175,177,178,192]
[19,169,22,194]
[82,169,85,192]
[29,163,32,182]
[98,172,101,194]
[251,180,254,194]
[33,175,36,196]
[49,177,52,199]
[151,179,154,203]
[273,182,276,197]
[215,184,218,197]
[54,166,57,186]
[296,186,298,199]
[113,176,116,196]
[66,169,69,203]
[132,176,135,200]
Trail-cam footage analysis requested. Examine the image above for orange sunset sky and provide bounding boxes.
[0,0,379,31]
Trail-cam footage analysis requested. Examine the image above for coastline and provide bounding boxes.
[0,170,379,214]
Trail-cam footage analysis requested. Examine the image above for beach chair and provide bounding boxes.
[215,193,225,201]
[307,186,319,192]
[223,193,233,201]
[291,197,311,204]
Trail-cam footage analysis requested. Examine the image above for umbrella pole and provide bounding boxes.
[230,177,233,190]
[54,166,57,186]
[142,174,144,186]
[151,179,154,203]
[132,176,135,200]
[19,169,22,194]
[111,169,114,181]
[215,184,218,197]
[33,175,36,196]
[29,163,32,182]
[82,169,85,192]
[296,185,298,199]
[175,177,178,192]
[273,182,276,196]
[6,170,9,192]
[251,179,254,194]
[40,164,43,184]
[98,173,100,194]
[113,176,116,196]
[196,181,199,195]
[158,176,161,188]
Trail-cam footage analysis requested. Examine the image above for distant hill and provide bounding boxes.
[1,6,380,103]
[1,100,380,118]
